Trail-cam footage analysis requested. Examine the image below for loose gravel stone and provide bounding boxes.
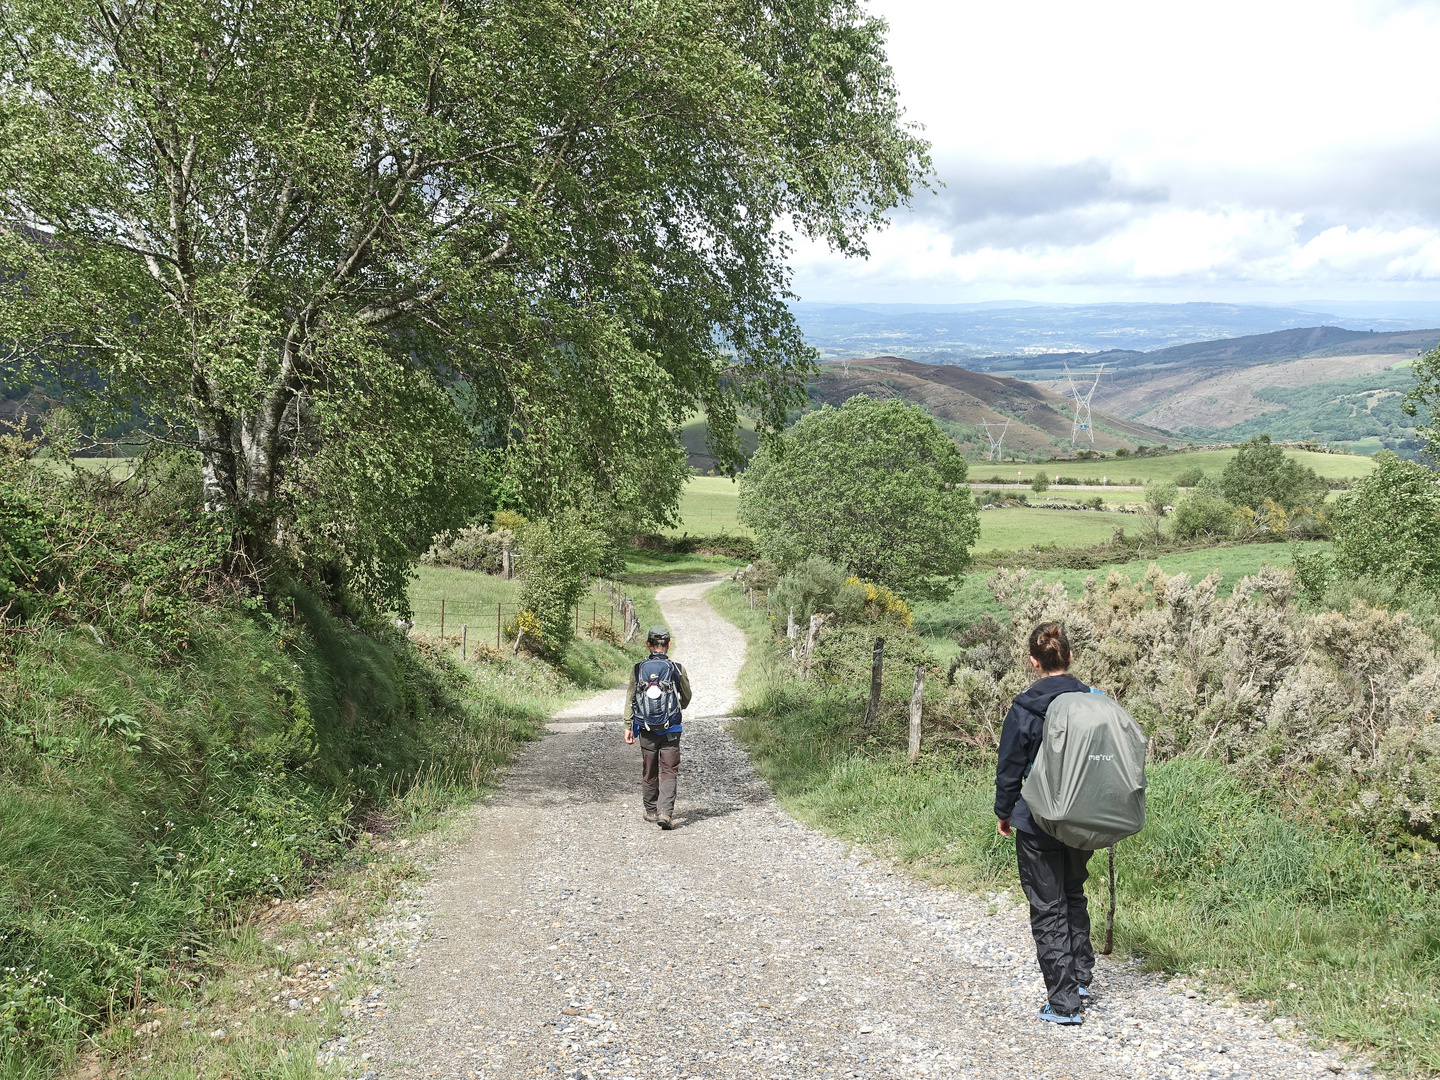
[354,580,1371,1080]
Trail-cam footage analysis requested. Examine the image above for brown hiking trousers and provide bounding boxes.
[638,730,681,818]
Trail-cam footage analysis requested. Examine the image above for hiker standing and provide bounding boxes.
[994,621,1096,1025]
[623,625,692,829]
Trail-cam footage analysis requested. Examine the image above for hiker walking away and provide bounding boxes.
[995,621,1096,1026]
[623,625,692,829]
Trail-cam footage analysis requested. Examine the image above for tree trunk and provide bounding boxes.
[863,636,884,728]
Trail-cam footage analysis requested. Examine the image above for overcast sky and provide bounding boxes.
[791,0,1440,304]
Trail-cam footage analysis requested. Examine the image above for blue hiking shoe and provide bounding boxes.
[1077,985,1092,1003]
[1038,1003,1084,1025]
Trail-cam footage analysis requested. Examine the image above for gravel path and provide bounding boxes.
[362,580,1370,1080]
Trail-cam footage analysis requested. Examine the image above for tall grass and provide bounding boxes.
[712,580,1440,1076]
[0,567,658,1078]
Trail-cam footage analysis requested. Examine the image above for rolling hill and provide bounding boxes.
[808,357,1169,458]
[968,325,1438,448]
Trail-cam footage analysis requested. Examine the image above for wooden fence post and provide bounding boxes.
[501,542,512,579]
[496,602,502,648]
[440,597,445,639]
[461,624,467,662]
[863,636,885,727]
[800,613,824,679]
[1102,844,1117,955]
[908,665,925,763]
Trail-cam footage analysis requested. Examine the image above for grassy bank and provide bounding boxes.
[712,579,1440,1076]
[0,550,666,1079]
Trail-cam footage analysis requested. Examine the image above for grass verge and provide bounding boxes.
[711,579,1440,1077]
[2,562,664,1080]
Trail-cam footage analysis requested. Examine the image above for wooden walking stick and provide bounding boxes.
[1102,843,1117,955]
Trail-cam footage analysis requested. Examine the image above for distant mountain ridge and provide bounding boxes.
[791,300,1440,359]
[976,325,1439,376]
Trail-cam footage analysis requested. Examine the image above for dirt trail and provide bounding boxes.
[367,581,1367,1080]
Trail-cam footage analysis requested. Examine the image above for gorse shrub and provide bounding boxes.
[423,523,515,574]
[736,558,780,594]
[772,556,850,623]
[965,563,1440,843]
[810,623,934,689]
[832,576,913,629]
[771,558,913,630]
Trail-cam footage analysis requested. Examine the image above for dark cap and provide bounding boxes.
[647,625,671,643]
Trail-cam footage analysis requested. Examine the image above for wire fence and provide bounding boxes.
[402,579,635,658]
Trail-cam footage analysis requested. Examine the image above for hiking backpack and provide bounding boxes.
[1021,689,1147,851]
[633,656,682,731]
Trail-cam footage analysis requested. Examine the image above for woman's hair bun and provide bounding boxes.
[1028,621,1071,673]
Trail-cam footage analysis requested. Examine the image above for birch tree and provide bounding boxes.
[0,0,927,607]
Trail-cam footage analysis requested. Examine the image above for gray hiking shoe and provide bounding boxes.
[656,815,674,830]
[643,810,659,823]
[1038,1003,1083,1025]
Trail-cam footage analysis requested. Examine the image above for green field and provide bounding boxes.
[978,447,1377,487]
[405,553,741,652]
[405,565,523,643]
[975,506,1123,550]
[669,474,750,535]
[672,477,1147,542]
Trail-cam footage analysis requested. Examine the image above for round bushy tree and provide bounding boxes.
[1330,451,1440,589]
[1220,436,1327,510]
[737,396,978,593]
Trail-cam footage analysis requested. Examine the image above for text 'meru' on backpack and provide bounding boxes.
[1022,689,1147,851]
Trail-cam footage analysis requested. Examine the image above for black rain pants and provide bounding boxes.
[1015,826,1094,1015]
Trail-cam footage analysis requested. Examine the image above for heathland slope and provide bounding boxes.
[974,325,1439,441]
[809,356,1169,457]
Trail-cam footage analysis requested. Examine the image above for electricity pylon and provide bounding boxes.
[979,419,1010,462]
[1063,362,1107,448]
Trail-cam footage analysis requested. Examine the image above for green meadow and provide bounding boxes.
[981,447,1376,487]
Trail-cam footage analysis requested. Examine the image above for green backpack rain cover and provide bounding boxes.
[1022,690,1147,851]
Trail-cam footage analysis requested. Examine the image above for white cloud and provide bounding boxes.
[799,0,1440,301]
